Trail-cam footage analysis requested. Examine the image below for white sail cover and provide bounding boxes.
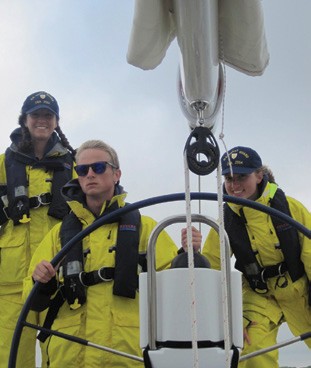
[127,0,269,76]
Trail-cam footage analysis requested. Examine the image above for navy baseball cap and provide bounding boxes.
[221,146,262,175]
[21,91,59,117]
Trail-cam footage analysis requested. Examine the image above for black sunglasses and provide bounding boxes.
[74,161,118,177]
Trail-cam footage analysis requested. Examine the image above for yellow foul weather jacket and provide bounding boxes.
[24,183,178,368]
[203,181,311,367]
[0,128,75,368]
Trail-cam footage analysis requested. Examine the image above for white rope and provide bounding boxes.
[183,151,199,368]
[181,30,232,368]
[217,56,234,367]
[218,36,233,179]
[197,173,202,233]
[216,162,232,368]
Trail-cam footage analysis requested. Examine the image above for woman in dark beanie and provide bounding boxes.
[203,146,311,368]
[0,91,76,368]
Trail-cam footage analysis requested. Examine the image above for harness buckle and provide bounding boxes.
[260,262,287,283]
[78,271,88,287]
[32,193,51,209]
[98,267,113,282]
[260,268,267,283]
[277,262,286,277]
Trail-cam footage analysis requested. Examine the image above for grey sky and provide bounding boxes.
[0,1,310,366]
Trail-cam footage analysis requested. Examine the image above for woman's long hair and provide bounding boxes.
[256,165,276,184]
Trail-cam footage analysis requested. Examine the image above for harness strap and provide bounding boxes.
[79,267,115,286]
[261,262,287,282]
[225,186,304,293]
[37,267,115,343]
[0,188,9,224]
[5,141,73,224]
[29,193,52,208]
[37,288,65,343]
[0,192,53,225]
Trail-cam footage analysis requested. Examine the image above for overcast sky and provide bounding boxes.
[1,1,310,366]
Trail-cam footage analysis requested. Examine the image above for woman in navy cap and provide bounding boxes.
[203,146,311,368]
[0,91,76,368]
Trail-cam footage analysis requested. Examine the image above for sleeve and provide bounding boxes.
[0,152,7,183]
[288,197,311,281]
[139,215,178,271]
[23,223,62,305]
[202,227,221,271]
[0,154,9,225]
[155,229,178,271]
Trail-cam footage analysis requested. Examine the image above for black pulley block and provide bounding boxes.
[184,126,220,175]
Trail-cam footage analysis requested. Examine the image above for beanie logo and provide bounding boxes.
[231,153,238,159]
[40,94,47,100]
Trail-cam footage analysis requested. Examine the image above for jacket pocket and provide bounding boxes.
[47,311,83,368]
[0,225,27,285]
[52,308,82,330]
[292,276,309,303]
[111,308,139,328]
[111,296,140,327]
[110,308,141,360]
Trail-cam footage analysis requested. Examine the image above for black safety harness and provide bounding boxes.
[0,148,73,225]
[225,188,305,293]
[37,204,142,343]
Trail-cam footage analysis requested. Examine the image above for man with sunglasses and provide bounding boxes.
[24,139,201,368]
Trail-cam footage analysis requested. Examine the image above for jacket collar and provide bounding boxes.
[61,179,127,220]
[226,177,279,216]
[9,127,68,158]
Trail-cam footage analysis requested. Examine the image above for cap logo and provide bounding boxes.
[22,91,59,117]
[221,146,262,175]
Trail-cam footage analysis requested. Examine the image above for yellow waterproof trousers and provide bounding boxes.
[0,294,37,368]
[238,311,279,368]
[239,276,311,368]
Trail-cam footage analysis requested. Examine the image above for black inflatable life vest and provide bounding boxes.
[225,188,305,293]
[2,147,73,225]
[36,204,142,343]
[59,203,141,309]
